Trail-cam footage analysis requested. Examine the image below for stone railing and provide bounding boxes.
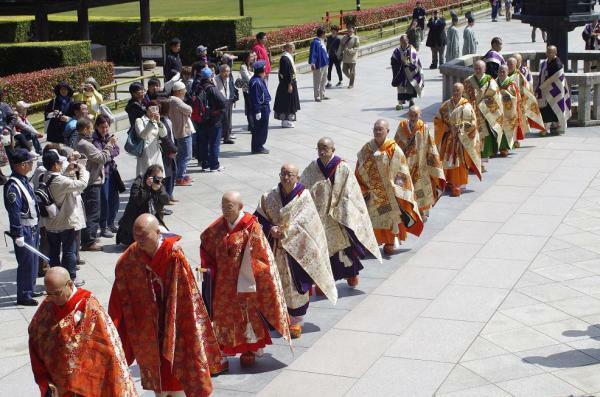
[440,50,600,127]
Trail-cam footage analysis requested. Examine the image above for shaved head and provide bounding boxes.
[546,45,558,59]
[134,213,159,231]
[222,191,243,223]
[44,267,73,306]
[452,82,464,99]
[374,119,389,130]
[408,106,421,124]
[373,119,390,145]
[280,163,299,193]
[45,267,70,287]
[507,57,517,71]
[317,137,336,164]
[474,60,486,77]
[498,64,509,81]
[134,214,161,255]
[318,137,335,148]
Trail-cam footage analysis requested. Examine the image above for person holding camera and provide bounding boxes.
[75,118,117,251]
[116,164,170,246]
[41,150,89,288]
[73,78,104,120]
[135,100,166,177]
[44,82,73,144]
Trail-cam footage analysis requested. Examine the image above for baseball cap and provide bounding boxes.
[15,101,31,110]
[200,67,213,79]
[196,45,208,56]
[12,148,35,164]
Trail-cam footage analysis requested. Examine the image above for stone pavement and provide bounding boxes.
[1,12,600,397]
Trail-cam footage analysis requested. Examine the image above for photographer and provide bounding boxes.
[44,82,73,144]
[116,164,170,246]
[41,150,89,287]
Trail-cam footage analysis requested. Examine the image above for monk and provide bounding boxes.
[394,106,446,220]
[463,60,504,161]
[300,138,382,289]
[200,191,291,367]
[29,267,137,397]
[109,214,223,397]
[355,119,423,256]
[507,56,545,142]
[513,53,533,88]
[497,64,520,151]
[255,163,337,339]
[433,83,482,197]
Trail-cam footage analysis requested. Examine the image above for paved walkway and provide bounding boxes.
[1,12,599,397]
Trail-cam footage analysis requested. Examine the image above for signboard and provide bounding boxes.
[140,44,165,60]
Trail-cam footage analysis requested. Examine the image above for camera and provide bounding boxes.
[152,176,163,184]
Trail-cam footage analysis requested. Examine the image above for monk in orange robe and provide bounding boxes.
[29,267,137,397]
[200,191,291,367]
[109,214,223,397]
[395,106,446,220]
[434,82,482,197]
[356,119,423,256]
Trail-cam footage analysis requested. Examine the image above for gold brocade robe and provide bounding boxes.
[256,186,337,310]
[498,78,521,148]
[433,97,482,183]
[300,158,382,263]
[463,74,504,148]
[509,71,545,134]
[394,119,446,211]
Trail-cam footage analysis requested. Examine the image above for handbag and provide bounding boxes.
[124,125,144,157]
[111,168,127,193]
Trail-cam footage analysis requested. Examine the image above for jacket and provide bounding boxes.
[214,75,238,103]
[43,169,89,232]
[339,34,360,64]
[125,99,146,128]
[75,134,114,186]
[135,115,166,176]
[326,35,341,61]
[426,17,447,47]
[160,116,177,179]
[248,74,271,115]
[309,37,329,69]
[164,50,183,81]
[116,175,170,246]
[167,96,193,139]
[412,6,426,29]
[251,43,271,75]
[92,131,120,175]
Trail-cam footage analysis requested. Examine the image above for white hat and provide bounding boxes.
[172,81,186,92]
[15,101,31,109]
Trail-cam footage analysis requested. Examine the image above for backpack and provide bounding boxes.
[34,174,59,218]
[191,86,211,123]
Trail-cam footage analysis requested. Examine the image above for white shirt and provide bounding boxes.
[228,211,245,230]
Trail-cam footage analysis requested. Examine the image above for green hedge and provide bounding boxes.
[0,61,114,107]
[0,16,252,66]
[0,41,91,77]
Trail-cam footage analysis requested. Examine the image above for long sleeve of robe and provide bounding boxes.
[462,26,478,55]
[446,26,460,62]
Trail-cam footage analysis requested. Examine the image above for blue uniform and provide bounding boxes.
[248,75,271,153]
[3,172,40,300]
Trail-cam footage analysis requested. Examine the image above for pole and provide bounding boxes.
[77,0,90,40]
[139,0,151,44]
[239,0,245,16]
[356,0,361,11]
[35,8,49,41]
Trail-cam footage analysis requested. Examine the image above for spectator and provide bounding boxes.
[135,100,166,177]
[145,78,168,102]
[192,45,209,78]
[41,150,88,287]
[240,51,256,131]
[73,77,104,119]
[125,82,146,127]
[446,11,460,62]
[252,32,271,78]
[181,66,194,94]
[0,92,16,174]
[92,115,121,238]
[412,1,427,42]
[491,0,500,22]
[504,0,512,21]
[168,81,194,184]
[14,101,43,155]
[249,61,271,154]
[406,20,421,52]
[214,64,238,144]
[75,118,117,251]
[462,13,478,56]
[426,10,447,69]
[44,82,73,144]
[63,102,89,148]
[193,67,227,171]
[158,100,178,203]
[115,164,170,246]
[339,25,360,88]
[326,25,343,88]
[531,26,547,43]
[309,27,330,102]
[164,37,183,81]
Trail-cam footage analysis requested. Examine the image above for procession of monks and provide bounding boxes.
[27,40,572,397]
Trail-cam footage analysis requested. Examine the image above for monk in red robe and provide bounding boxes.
[29,267,137,397]
[109,214,223,397]
[200,191,291,367]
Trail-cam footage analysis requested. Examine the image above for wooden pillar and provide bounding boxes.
[35,8,49,41]
[140,0,151,44]
[78,0,90,40]
[239,0,244,16]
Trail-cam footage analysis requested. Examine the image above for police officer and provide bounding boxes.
[3,148,41,306]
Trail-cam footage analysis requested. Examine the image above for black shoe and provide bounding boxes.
[31,291,43,298]
[162,208,173,215]
[76,265,81,271]
[223,139,235,144]
[252,148,270,154]
[17,298,38,306]
[100,228,113,238]
[109,225,119,233]
[326,82,332,88]
[77,259,86,265]
[430,64,437,69]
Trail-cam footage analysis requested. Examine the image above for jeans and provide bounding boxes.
[491,2,499,19]
[197,124,222,170]
[14,225,39,300]
[251,109,270,152]
[175,135,192,179]
[99,169,120,229]
[222,102,233,141]
[327,57,343,82]
[164,175,175,198]
[81,184,101,247]
[47,228,78,279]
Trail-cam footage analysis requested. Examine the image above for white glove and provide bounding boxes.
[255,113,262,121]
[15,237,25,247]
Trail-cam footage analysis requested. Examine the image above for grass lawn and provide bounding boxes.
[80,0,401,31]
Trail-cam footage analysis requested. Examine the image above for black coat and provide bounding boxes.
[164,50,183,81]
[125,99,146,127]
[273,55,300,118]
[160,117,177,179]
[116,176,170,246]
[44,84,74,144]
[412,6,427,30]
[426,17,447,47]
